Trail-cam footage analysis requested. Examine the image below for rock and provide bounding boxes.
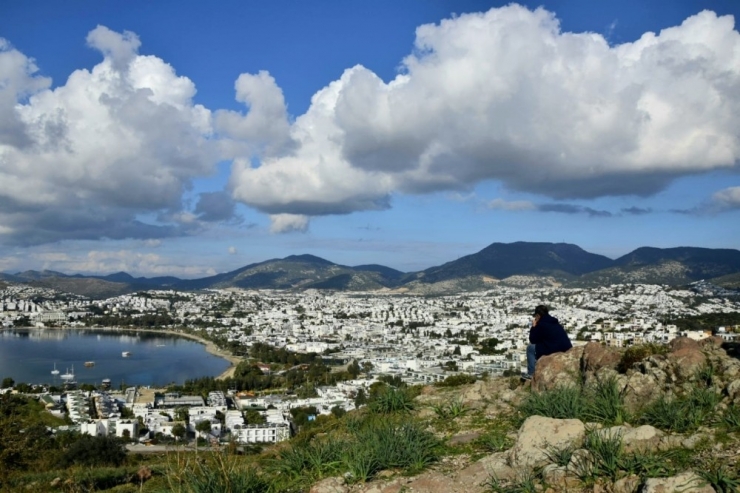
[532,346,584,392]
[657,434,683,451]
[508,416,586,470]
[699,336,724,349]
[50,477,62,488]
[448,431,481,446]
[581,342,621,373]
[622,372,660,412]
[461,381,486,402]
[612,474,640,493]
[726,379,740,401]
[681,432,709,449]
[596,425,664,453]
[454,452,515,491]
[669,337,701,352]
[667,347,707,381]
[642,472,714,492]
[309,477,348,493]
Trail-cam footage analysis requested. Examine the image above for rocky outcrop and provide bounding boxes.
[508,416,586,470]
[532,346,584,391]
[595,425,664,453]
[581,341,621,373]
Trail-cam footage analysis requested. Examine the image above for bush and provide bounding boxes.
[435,374,477,387]
[617,343,668,373]
[58,434,127,468]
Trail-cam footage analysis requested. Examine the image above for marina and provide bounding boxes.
[0,328,231,387]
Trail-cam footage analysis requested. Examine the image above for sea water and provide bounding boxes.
[0,328,231,387]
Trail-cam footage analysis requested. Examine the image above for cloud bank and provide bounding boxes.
[228,6,740,227]
[2,6,740,243]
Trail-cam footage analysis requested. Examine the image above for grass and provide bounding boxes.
[485,472,540,493]
[545,443,576,468]
[431,398,468,419]
[369,387,416,414]
[475,429,513,454]
[517,376,628,426]
[640,387,721,433]
[164,451,269,493]
[697,463,740,493]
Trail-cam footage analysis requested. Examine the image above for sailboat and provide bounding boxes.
[60,365,75,381]
[51,363,60,375]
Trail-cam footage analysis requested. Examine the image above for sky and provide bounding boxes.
[0,0,739,277]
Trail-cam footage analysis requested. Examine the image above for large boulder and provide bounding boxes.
[508,416,586,470]
[669,337,701,352]
[642,472,714,492]
[581,342,621,373]
[667,347,707,382]
[532,346,584,392]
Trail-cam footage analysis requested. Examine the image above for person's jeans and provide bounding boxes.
[526,344,537,375]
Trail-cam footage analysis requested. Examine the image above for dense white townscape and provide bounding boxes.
[1,281,738,446]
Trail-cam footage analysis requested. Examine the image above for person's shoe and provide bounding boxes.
[521,373,532,381]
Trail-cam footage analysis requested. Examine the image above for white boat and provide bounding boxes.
[51,363,60,375]
[122,351,132,357]
[60,365,75,380]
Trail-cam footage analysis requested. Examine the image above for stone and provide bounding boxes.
[642,472,714,492]
[657,434,683,451]
[681,433,709,449]
[612,474,640,493]
[622,372,660,413]
[581,342,621,373]
[309,477,348,493]
[50,477,62,488]
[621,425,664,453]
[448,431,482,446]
[532,346,584,392]
[508,416,586,470]
[726,379,740,401]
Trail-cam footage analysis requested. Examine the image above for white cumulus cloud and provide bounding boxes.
[228,5,740,221]
[0,26,216,245]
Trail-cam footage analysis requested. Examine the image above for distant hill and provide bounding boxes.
[408,242,613,285]
[572,247,740,287]
[3,243,739,297]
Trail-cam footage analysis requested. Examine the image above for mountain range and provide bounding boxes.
[2,242,739,298]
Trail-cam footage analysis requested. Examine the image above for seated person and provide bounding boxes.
[524,305,572,379]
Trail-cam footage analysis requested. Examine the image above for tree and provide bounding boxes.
[171,423,187,441]
[195,420,212,437]
[1,378,14,389]
[361,361,374,374]
[354,388,368,408]
[244,409,266,425]
[347,360,361,378]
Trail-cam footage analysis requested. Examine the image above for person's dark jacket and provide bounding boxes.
[529,314,572,358]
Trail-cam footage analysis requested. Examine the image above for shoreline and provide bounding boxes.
[3,326,242,381]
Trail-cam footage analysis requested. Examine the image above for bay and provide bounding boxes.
[0,328,231,387]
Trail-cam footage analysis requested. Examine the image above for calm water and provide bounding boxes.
[0,329,231,387]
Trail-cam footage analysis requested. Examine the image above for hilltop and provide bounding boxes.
[4,337,740,492]
[3,243,740,298]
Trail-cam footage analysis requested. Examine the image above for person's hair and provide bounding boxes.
[534,305,549,317]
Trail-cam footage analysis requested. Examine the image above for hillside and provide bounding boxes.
[3,243,740,296]
[3,337,740,492]
[572,247,740,287]
[409,242,613,285]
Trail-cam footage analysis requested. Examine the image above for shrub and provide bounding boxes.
[435,374,477,387]
[617,343,667,373]
[58,435,127,468]
[369,387,415,414]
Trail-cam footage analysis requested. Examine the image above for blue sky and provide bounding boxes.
[0,0,738,277]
